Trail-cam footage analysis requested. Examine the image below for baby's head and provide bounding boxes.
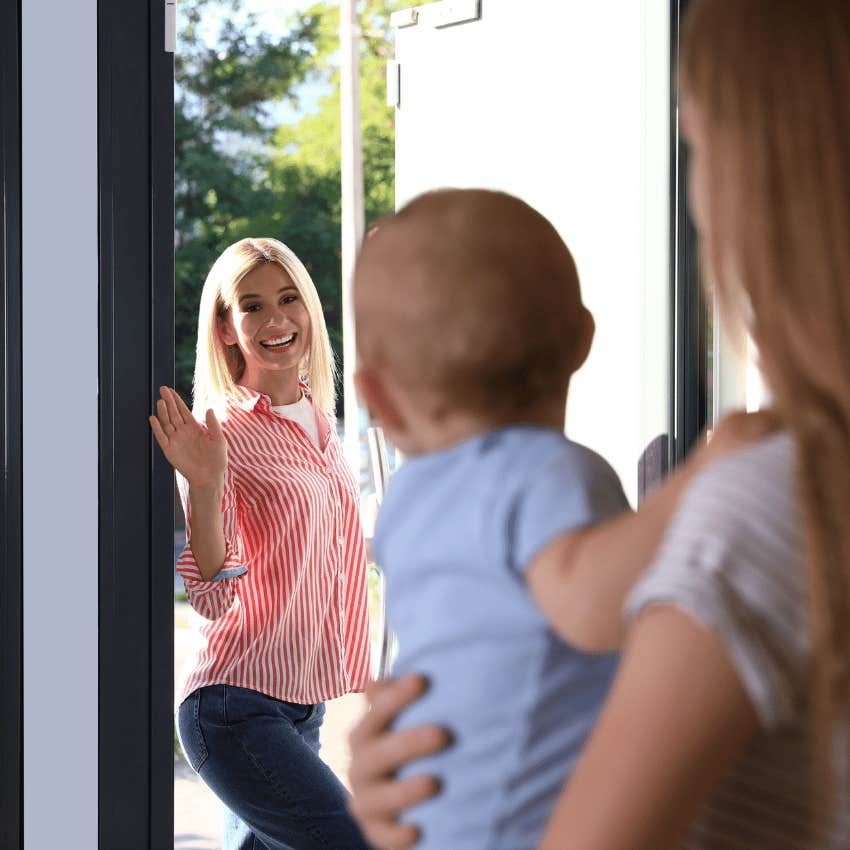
[354,189,594,454]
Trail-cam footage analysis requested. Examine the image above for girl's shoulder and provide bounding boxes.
[681,432,798,543]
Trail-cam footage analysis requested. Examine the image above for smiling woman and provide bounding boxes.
[149,237,372,850]
[218,264,312,405]
[193,238,338,421]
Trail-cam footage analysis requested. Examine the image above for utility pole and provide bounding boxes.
[340,0,365,481]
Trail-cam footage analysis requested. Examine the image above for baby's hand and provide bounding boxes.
[698,409,781,469]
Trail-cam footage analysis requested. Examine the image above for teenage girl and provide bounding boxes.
[346,1,850,848]
[150,238,372,850]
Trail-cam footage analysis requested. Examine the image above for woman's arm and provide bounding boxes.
[538,606,757,850]
[150,386,228,581]
[526,410,779,652]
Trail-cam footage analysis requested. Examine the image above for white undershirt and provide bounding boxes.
[271,392,320,448]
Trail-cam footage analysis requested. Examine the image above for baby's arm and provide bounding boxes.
[526,411,779,652]
[537,606,757,850]
[526,460,694,652]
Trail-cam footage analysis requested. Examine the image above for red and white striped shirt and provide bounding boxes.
[175,384,371,707]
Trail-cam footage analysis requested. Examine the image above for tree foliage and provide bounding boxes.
[175,0,404,409]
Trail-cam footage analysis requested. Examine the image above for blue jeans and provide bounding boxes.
[177,685,372,850]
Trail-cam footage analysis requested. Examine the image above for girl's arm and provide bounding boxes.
[150,386,229,581]
[526,411,779,652]
[538,606,757,850]
[182,481,227,582]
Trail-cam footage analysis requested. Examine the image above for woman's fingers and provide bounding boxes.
[156,398,174,432]
[172,388,194,421]
[355,675,429,740]
[351,809,421,850]
[351,773,440,820]
[347,674,449,845]
[149,415,169,449]
[205,408,223,442]
[352,723,450,785]
[160,386,185,427]
[349,724,448,786]
[348,772,436,850]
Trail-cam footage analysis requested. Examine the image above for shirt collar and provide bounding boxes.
[228,382,312,413]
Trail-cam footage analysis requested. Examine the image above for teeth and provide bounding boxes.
[262,334,295,347]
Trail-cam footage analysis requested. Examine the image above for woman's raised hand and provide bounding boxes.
[149,387,227,489]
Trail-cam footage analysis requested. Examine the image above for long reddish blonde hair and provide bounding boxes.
[682,0,850,816]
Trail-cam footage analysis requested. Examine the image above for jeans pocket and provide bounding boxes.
[305,701,325,724]
[177,689,209,773]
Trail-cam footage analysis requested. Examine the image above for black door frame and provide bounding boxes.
[670,0,707,463]
[0,0,23,847]
[98,0,175,846]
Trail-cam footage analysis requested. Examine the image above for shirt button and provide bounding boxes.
[337,536,344,547]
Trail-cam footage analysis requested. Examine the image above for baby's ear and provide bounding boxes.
[354,367,405,433]
[571,307,596,371]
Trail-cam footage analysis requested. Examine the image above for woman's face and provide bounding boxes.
[218,263,312,389]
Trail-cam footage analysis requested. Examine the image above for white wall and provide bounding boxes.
[394,0,671,505]
[22,0,98,844]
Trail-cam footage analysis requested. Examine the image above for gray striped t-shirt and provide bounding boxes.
[625,433,849,850]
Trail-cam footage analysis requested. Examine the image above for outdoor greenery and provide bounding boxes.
[175,0,406,408]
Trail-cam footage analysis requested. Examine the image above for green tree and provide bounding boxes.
[175,0,320,399]
[265,0,406,374]
[175,0,404,412]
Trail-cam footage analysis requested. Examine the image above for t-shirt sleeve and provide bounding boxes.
[508,445,629,574]
[624,442,806,732]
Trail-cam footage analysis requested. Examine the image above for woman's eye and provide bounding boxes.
[245,304,260,313]
[282,295,297,305]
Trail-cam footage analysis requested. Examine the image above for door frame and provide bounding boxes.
[0,0,23,846]
[670,0,707,463]
[98,0,175,845]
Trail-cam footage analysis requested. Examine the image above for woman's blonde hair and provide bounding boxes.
[193,237,337,419]
[682,0,850,817]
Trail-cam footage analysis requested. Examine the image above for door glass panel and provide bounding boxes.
[172,2,402,845]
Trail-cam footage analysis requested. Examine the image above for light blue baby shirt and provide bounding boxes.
[373,427,628,850]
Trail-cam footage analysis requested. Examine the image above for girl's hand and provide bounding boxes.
[697,409,781,470]
[149,387,227,489]
[348,674,450,850]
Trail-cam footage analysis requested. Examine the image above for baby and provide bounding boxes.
[352,188,725,849]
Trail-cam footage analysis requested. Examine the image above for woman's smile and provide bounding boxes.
[218,261,313,401]
[260,332,297,350]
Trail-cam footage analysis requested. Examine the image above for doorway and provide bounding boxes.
[92,1,707,848]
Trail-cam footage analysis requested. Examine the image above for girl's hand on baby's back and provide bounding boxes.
[699,409,781,468]
[348,674,450,850]
[149,387,227,489]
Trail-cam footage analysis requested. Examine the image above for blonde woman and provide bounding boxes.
[149,238,371,850]
[347,1,850,848]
